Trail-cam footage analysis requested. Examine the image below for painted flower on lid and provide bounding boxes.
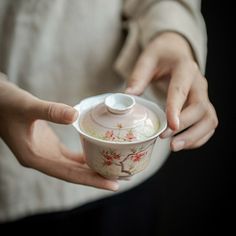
[79,93,159,142]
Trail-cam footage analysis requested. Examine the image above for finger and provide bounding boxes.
[32,100,78,124]
[185,130,215,149]
[66,154,86,165]
[170,116,215,152]
[60,144,86,164]
[125,50,157,95]
[166,63,198,131]
[119,177,131,181]
[160,102,205,138]
[34,158,119,191]
[76,168,120,191]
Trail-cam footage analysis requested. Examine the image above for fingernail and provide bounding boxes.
[174,115,180,130]
[172,140,185,152]
[64,108,78,122]
[110,182,119,192]
[125,87,133,94]
[160,128,173,138]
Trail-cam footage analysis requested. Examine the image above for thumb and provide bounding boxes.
[32,100,78,124]
[125,50,157,95]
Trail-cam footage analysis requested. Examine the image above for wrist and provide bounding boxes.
[152,32,196,63]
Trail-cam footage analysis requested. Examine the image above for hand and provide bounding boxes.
[0,76,119,191]
[125,33,218,151]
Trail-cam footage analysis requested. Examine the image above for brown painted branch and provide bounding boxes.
[120,161,131,175]
[118,140,156,175]
[121,153,135,164]
[114,163,121,166]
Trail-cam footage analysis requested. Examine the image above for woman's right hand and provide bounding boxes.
[0,74,119,191]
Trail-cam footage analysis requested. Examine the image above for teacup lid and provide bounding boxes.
[79,93,160,142]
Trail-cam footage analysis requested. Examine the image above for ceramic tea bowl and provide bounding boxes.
[72,93,167,179]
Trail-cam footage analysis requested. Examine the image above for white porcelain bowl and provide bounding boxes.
[72,93,167,179]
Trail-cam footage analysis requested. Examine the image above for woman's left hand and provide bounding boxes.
[125,32,218,151]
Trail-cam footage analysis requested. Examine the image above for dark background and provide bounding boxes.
[2,1,234,235]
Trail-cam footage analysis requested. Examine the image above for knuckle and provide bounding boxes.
[210,115,219,129]
[183,136,194,148]
[185,139,194,148]
[174,84,188,99]
[199,101,210,113]
[135,55,154,75]
[183,60,198,78]
[192,101,206,111]
[189,61,199,75]
[189,130,215,149]
[207,106,219,128]
[46,103,55,122]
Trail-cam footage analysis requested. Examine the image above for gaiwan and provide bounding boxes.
[73,93,167,179]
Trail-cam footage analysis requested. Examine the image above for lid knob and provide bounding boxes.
[105,93,135,114]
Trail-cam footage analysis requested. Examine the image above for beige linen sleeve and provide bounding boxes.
[114,0,207,82]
